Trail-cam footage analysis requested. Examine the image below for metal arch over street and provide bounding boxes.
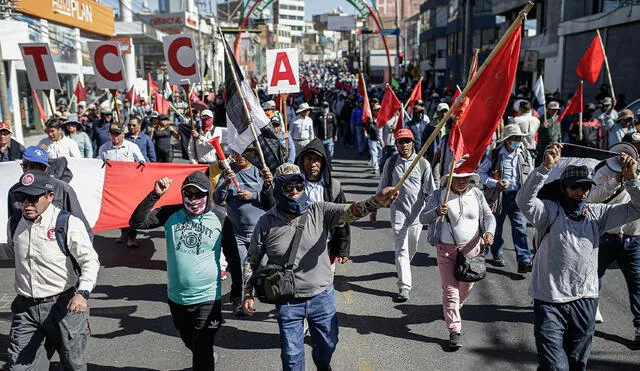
[232,0,393,82]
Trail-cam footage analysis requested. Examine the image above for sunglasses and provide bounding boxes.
[282,182,305,193]
[15,193,46,203]
[182,190,208,199]
[397,139,413,145]
[568,183,592,192]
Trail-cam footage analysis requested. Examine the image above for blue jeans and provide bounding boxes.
[368,140,381,173]
[276,285,338,371]
[492,191,532,264]
[534,298,597,371]
[598,233,640,328]
[322,138,335,160]
[355,126,367,154]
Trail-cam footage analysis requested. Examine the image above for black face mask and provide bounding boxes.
[560,193,587,219]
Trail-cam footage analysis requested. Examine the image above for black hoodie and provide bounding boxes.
[296,138,351,258]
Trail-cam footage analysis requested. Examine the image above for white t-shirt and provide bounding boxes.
[439,190,481,245]
[39,136,81,159]
[98,139,146,162]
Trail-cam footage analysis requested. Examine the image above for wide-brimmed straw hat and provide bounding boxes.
[295,103,312,114]
[439,172,480,187]
[496,124,527,143]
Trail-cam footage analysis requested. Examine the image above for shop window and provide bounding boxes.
[435,6,447,28]
[49,23,77,64]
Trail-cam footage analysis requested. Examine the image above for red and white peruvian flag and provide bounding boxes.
[0,159,209,246]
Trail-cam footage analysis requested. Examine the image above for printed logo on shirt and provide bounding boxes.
[21,173,35,186]
[173,221,216,255]
[46,228,56,240]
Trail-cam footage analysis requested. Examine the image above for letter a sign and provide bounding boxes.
[162,34,201,86]
[19,44,61,90]
[266,48,300,95]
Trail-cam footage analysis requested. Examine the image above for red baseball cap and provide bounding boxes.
[0,122,12,133]
[395,129,414,141]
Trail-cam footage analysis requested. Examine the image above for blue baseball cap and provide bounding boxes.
[22,146,49,167]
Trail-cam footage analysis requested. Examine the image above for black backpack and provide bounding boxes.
[9,210,81,276]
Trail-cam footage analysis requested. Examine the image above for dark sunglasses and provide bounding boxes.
[397,139,413,145]
[282,182,304,193]
[182,190,208,199]
[15,193,46,203]
[568,183,592,192]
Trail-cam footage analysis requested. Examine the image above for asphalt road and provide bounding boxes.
[1,143,639,370]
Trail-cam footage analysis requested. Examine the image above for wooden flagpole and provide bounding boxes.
[440,50,478,220]
[182,82,200,161]
[280,94,290,160]
[393,1,534,193]
[596,29,616,105]
[219,28,268,171]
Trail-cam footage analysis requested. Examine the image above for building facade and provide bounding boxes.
[274,0,305,42]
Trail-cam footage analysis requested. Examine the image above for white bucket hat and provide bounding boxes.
[496,124,527,143]
[296,102,312,114]
[439,172,480,187]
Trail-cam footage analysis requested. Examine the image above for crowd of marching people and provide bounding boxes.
[2,58,640,371]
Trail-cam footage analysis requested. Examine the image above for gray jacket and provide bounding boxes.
[516,166,640,303]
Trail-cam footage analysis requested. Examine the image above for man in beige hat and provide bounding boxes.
[290,102,314,155]
[478,124,533,273]
[606,109,636,148]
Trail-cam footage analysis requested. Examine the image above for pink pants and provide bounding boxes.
[436,236,482,333]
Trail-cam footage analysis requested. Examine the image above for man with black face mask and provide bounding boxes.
[130,172,242,370]
[517,143,640,370]
[242,163,398,371]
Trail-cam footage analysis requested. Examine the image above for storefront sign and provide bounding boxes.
[163,34,201,86]
[140,12,200,34]
[19,43,61,90]
[88,41,127,90]
[15,0,115,36]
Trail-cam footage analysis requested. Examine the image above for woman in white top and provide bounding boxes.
[420,171,496,349]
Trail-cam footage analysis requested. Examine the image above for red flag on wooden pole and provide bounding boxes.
[73,81,86,102]
[357,72,372,124]
[148,73,159,95]
[376,85,402,129]
[125,85,137,104]
[576,34,605,84]
[557,81,584,123]
[449,25,522,173]
[405,78,423,115]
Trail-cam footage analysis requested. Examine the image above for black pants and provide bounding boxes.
[156,148,173,163]
[534,298,597,371]
[168,299,222,371]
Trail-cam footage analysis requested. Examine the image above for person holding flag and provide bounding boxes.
[421,170,496,349]
[378,129,436,302]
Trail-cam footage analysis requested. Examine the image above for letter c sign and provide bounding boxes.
[88,41,127,90]
[163,34,201,86]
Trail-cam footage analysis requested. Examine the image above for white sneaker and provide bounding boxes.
[595,306,604,323]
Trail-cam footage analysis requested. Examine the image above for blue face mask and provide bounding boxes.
[560,196,587,218]
[509,141,522,149]
[275,190,309,215]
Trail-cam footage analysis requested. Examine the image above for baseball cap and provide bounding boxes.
[0,122,12,133]
[181,171,211,193]
[158,114,169,121]
[395,129,415,141]
[321,101,330,107]
[262,100,276,110]
[548,101,560,110]
[22,146,49,167]
[13,171,54,196]
[201,109,213,118]
[414,99,424,107]
[560,165,595,186]
[436,103,450,112]
[109,122,125,134]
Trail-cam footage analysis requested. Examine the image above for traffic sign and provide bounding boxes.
[381,28,400,36]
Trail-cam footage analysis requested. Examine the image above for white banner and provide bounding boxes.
[88,41,128,90]
[266,48,300,95]
[19,43,61,90]
[162,34,201,86]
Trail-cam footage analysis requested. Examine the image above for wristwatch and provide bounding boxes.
[76,290,90,299]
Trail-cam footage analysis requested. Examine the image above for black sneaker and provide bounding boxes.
[449,332,463,349]
[518,261,533,273]
[493,255,505,267]
[394,288,410,303]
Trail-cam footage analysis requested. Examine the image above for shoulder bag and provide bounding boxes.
[444,212,486,283]
[250,213,308,304]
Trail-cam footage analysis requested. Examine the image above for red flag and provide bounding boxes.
[357,73,372,124]
[153,92,170,114]
[148,73,159,95]
[73,81,86,102]
[376,85,403,129]
[406,79,423,116]
[576,34,605,84]
[125,85,137,103]
[449,26,522,173]
[557,81,584,123]
[32,89,47,121]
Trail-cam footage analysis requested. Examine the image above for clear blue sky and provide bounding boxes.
[305,0,351,19]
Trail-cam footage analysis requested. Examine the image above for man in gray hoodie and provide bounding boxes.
[516,142,640,370]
